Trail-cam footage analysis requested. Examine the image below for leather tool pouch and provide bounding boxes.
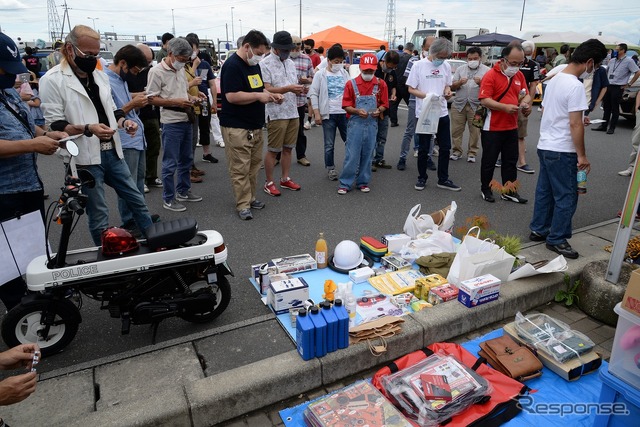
[479,335,543,381]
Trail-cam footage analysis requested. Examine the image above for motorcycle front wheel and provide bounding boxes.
[180,275,231,323]
[1,299,80,357]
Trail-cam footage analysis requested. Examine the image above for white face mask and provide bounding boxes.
[247,47,264,66]
[190,52,197,60]
[580,62,594,80]
[361,72,374,81]
[172,60,186,71]
[330,63,342,72]
[467,60,479,69]
[504,65,519,77]
[290,51,300,59]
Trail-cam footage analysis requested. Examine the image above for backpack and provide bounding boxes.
[372,342,530,426]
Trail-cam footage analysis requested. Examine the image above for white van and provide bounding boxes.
[409,27,489,58]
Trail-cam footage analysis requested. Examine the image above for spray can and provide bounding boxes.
[577,170,587,194]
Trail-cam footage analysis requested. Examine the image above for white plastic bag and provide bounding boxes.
[416,93,441,134]
[402,202,457,239]
[399,230,456,262]
[507,255,568,281]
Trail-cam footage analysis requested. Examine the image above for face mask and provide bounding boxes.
[580,62,594,80]
[526,55,532,60]
[74,55,97,74]
[172,60,185,70]
[190,52,197,60]
[330,63,342,73]
[381,65,389,73]
[421,51,428,59]
[119,68,128,80]
[304,48,312,54]
[467,60,479,69]
[0,73,16,89]
[361,72,374,81]
[290,51,300,59]
[247,47,264,66]
[278,50,290,61]
[432,58,444,67]
[504,65,519,77]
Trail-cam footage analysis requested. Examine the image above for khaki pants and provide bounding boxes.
[629,110,640,169]
[221,126,264,211]
[450,103,479,157]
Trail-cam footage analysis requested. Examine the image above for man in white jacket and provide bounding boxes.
[40,25,152,245]
[308,45,350,181]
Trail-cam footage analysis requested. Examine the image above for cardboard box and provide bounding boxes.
[381,233,411,252]
[267,277,309,314]
[271,254,317,274]
[427,284,459,305]
[503,322,602,381]
[415,274,448,290]
[457,274,501,308]
[622,268,640,317]
[381,255,412,271]
[349,266,375,284]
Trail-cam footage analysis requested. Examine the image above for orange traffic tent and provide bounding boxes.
[303,26,388,51]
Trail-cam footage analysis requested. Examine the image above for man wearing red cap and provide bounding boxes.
[337,53,389,194]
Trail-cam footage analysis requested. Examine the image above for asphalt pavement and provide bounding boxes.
[0,105,636,375]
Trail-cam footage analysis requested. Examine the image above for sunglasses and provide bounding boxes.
[73,45,101,60]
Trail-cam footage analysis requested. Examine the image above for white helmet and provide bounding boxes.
[333,240,364,270]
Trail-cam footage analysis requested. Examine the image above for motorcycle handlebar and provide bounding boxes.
[67,198,85,215]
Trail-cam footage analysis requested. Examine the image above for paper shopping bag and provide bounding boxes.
[459,247,516,283]
[447,227,499,286]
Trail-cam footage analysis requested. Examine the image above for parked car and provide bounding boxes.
[100,50,114,66]
[621,79,640,125]
[32,49,54,77]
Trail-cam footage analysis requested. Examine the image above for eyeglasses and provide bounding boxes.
[73,45,101,60]
[503,59,524,67]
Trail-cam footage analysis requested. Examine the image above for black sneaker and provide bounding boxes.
[397,160,406,171]
[546,242,579,259]
[481,189,495,203]
[202,154,219,163]
[250,200,265,210]
[373,160,392,169]
[437,180,461,191]
[529,231,546,242]
[427,159,437,171]
[501,192,528,204]
[414,178,426,191]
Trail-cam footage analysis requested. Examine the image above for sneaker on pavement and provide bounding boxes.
[150,178,163,188]
[371,163,377,172]
[546,242,579,259]
[190,174,203,183]
[529,231,546,242]
[303,121,311,130]
[397,160,406,171]
[432,146,439,157]
[264,181,281,196]
[328,169,338,181]
[280,177,301,191]
[238,208,253,220]
[151,214,161,223]
[450,153,461,161]
[359,185,370,193]
[250,200,266,210]
[467,156,476,163]
[481,189,495,203]
[437,180,461,191]
[216,140,225,147]
[413,150,419,158]
[414,178,426,191]
[373,160,392,169]
[297,157,311,166]
[163,199,186,212]
[202,154,219,163]
[176,191,203,202]
[517,163,535,174]
[337,187,348,195]
[618,168,633,176]
[495,159,502,167]
[427,159,437,171]
[144,184,149,193]
[501,192,528,204]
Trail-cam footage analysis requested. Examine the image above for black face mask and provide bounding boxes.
[304,48,311,54]
[74,55,97,74]
[0,73,16,89]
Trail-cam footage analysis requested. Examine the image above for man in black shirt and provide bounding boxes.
[219,30,283,220]
[21,46,40,75]
[372,50,398,170]
[515,41,540,174]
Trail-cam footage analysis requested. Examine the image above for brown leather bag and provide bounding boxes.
[479,335,543,381]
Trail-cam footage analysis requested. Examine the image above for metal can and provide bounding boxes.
[414,282,424,300]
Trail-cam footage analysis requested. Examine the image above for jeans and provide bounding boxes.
[480,129,518,192]
[339,116,377,189]
[143,117,161,185]
[399,101,421,162]
[82,149,152,245]
[322,114,348,169]
[530,149,578,245]
[161,122,193,203]
[373,115,389,163]
[119,148,146,226]
[417,115,451,183]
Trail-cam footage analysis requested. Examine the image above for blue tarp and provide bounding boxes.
[280,328,618,426]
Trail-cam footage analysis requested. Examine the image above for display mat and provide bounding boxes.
[279,328,608,426]
[250,263,412,342]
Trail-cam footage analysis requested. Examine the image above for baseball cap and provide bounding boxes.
[359,53,378,71]
[0,32,29,74]
[271,31,296,50]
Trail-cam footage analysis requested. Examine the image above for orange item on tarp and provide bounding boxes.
[372,342,530,427]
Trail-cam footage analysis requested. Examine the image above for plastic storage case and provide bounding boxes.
[610,303,640,390]
[593,365,640,427]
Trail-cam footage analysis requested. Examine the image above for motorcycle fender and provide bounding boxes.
[206,262,233,284]
[19,294,82,324]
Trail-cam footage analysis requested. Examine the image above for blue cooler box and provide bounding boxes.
[593,365,640,426]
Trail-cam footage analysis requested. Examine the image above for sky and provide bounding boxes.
[1,0,639,48]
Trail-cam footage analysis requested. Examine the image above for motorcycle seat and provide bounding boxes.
[146,217,198,250]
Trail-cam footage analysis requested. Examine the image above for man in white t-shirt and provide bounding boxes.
[406,38,460,192]
[529,39,607,259]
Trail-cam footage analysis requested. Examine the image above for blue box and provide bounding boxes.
[594,365,640,426]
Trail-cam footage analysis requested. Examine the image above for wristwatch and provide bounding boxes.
[83,124,93,137]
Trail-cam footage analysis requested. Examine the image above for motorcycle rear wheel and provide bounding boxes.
[1,299,80,357]
[180,275,231,323]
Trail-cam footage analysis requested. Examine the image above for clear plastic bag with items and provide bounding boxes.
[380,351,492,426]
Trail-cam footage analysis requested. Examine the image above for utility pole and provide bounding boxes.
[384,0,396,47]
[274,0,278,35]
[231,7,235,41]
[520,0,526,31]
[299,0,302,38]
[171,9,175,35]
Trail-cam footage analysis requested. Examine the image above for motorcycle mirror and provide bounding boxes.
[77,169,95,189]
[59,136,80,157]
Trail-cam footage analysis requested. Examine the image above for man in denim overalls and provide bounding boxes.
[337,53,389,194]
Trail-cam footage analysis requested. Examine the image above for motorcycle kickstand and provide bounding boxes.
[150,321,160,345]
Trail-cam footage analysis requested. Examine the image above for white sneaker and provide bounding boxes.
[303,121,311,130]
[618,168,633,176]
[450,154,461,161]
[432,146,439,157]
[413,150,418,158]
[144,184,149,193]
[216,140,225,147]
[467,156,476,163]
